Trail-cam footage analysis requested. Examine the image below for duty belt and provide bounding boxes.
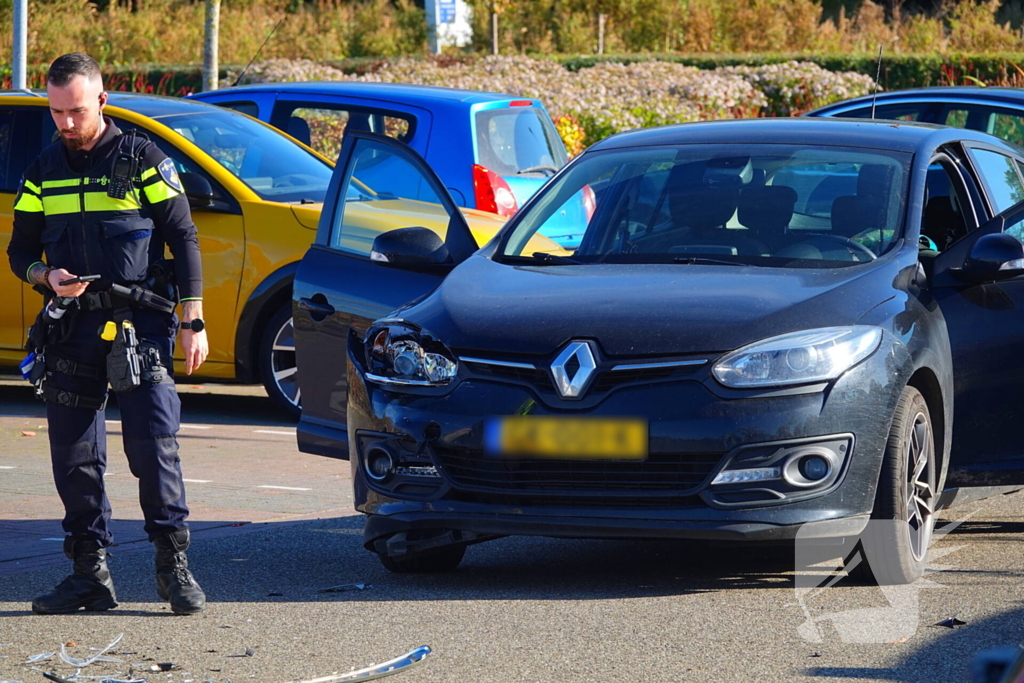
[45,353,104,380]
[80,284,176,314]
[38,383,108,411]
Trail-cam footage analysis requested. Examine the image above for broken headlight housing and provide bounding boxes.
[712,326,882,389]
[364,320,458,387]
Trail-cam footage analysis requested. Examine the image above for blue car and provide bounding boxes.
[190,82,588,246]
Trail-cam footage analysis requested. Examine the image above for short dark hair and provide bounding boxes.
[47,53,102,87]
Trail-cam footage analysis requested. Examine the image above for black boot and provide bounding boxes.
[32,537,118,614]
[154,528,206,615]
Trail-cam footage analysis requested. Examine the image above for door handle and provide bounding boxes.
[298,297,335,321]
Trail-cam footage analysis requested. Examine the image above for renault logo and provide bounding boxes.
[550,341,597,399]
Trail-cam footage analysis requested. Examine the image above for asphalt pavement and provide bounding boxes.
[1,377,1023,683]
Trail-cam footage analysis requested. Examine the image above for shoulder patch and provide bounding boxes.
[157,158,183,193]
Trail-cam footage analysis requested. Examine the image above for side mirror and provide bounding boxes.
[958,232,1024,283]
[179,172,214,209]
[370,227,451,267]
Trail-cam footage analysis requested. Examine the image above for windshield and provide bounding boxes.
[501,144,911,267]
[154,110,334,203]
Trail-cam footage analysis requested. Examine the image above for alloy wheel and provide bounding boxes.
[905,409,934,562]
[269,317,301,409]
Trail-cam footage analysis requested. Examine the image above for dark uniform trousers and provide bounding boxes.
[47,307,188,546]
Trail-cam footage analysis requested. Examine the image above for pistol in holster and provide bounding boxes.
[106,317,142,393]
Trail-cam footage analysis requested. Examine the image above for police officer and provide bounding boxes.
[6,53,209,615]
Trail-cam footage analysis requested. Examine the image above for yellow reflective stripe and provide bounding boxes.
[14,192,43,212]
[41,178,81,189]
[22,179,41,195]
[40,194,78,215]
[143,180,181,204]
[84,192,142,212]
[140,166,158,181]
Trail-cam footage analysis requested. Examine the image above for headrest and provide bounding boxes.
[346,112,373,133]
[857,164,895,198]
[669,187,739,231]
[737,186,797,233]
[286,116,311,147]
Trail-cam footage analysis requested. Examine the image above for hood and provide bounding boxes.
[290,203,323,230]
[397,256,901,358]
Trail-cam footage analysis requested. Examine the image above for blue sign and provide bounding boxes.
[439,0,455,23]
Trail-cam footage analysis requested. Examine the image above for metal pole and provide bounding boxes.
[491,9,498,55]
[202,0,220,92]
[12,0,28,90]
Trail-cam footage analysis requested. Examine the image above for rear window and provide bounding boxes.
[474,106,567,177]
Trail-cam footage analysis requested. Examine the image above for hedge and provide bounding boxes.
[4,52,1024,95]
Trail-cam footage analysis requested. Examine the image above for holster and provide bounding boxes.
[106,310,142,393]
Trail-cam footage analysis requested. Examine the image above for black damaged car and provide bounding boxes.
[292,118,1024,582]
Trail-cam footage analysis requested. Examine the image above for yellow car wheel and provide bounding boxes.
[259,302,301,419]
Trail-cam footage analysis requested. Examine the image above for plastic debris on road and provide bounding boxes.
[934,617,968,628]
[318,584,371,593]
[227,648,255,658]
[59,633,124,667]
[286,645,431,683]
[24,653,55,664]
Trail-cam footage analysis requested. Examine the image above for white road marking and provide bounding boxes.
[0,414,39,418]
[40,538,64,541]
[0,466,16,469]
[258,485,311,491]
[180,424,214,429]
[253,430,295,436]
[183,478,212,483]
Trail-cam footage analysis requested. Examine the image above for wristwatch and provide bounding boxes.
[181,318,205,333]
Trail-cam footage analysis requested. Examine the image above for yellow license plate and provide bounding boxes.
[486,416,648,460]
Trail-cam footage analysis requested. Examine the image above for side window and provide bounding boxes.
[837,104,927,121]
[969,147,1024,214]
[0,110,19,192]
[331,138,448,256]
[218,101,259,118]
[272,103,412,162]
[991,111,1024,146]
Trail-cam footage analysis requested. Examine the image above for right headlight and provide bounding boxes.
[712,326,883,389]
[363,320,458,387]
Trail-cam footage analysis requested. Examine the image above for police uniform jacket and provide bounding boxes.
[6,117,203,303]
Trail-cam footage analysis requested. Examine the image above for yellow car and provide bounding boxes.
[0,92,514,416]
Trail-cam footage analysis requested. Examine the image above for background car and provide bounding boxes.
[294,120,1024,578]
[190,82,589,247]
[0,91,335,416]
[807,87,1024,147]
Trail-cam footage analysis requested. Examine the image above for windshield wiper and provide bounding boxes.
[517,165,559,176]
[529,252,581,264]
[672,256,745,266]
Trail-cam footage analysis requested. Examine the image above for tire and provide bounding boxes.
[378,545,466,574]
[853,385,937,585]
[258,301,301,420]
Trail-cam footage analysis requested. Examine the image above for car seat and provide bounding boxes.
[831,164,895,239]
[737,185,796,255]
[921,196,966,251]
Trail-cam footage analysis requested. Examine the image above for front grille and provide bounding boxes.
[463,360,549,385]
[461,356,706,396]
[434,447,721,496]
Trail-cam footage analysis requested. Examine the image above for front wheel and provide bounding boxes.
[258,302,301,420]
[855,385,937,585]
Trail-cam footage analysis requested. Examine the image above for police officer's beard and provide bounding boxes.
[60,116,101,150]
